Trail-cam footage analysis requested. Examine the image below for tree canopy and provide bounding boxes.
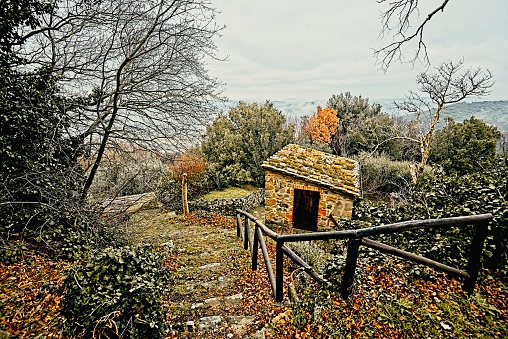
[202,101,295,187]
[302,106,338,144]
[430,116,501,175]
[0,0,84,237]
[9,0,225,199]
[326,92,382,156]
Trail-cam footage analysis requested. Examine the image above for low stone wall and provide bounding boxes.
[189,189,265,216]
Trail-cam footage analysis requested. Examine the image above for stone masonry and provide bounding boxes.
[262,144,362,229]
[264,171,355,228]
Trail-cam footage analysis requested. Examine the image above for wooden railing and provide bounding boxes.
[235,209,492,302]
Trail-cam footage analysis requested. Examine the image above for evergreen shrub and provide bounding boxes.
[336,159,508,274]
[62,245,169,338]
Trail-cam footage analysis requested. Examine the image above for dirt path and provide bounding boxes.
[122,210,288,338]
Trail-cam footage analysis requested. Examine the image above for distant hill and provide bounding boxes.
[439,101,508,132]
[218,99,508,132]
[394,100,508,132]
[217,98,327,117]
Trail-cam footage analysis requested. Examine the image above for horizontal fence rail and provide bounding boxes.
[235,209,492,302]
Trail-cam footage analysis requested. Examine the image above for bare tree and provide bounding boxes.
[394,60,493,179]
[17,0,225,200]
[499,131,508,154]
[375,0,451,71]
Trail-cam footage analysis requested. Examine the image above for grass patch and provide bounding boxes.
[202,187,252,200]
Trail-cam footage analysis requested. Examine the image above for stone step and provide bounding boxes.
[169,314,266,338]
[190,292,244,309]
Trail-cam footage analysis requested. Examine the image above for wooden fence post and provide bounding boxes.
[276,240,284,302]
[341,238,361,299]
[236,213,241,238]
[244,216,250,252]
[463,220,489,293]
[252,224,259,270]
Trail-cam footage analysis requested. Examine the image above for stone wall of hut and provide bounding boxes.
[264,170,355,229]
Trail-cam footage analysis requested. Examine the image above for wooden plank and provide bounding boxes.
[235,209,279,239]
[361,238,470,278]
[355,213,493,238]
[281,245,324,283]
[278,230,357,242]
[463,221,489,293]
[236,213,242,238]
[258,227,277,298]
[276,241,284,302]
[252,224,259,271]
[243,215,250,251]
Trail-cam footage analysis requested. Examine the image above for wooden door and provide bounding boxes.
[293,189,320,231]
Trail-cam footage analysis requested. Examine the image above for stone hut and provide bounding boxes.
[262,144,362,231]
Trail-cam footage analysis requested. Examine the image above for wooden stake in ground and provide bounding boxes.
[182,172,189,215]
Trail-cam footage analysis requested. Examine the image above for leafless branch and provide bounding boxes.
[394,59,493,179]
[375,0,450,71]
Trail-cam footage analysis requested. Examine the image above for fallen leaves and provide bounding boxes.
[0,250,72,338]
[268,256,508,338]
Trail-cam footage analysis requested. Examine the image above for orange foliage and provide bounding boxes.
[169,151,206,181]
[303,106,339,144]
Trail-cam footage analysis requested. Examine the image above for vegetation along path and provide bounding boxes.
[122,210,289,338]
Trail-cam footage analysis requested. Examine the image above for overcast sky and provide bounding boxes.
[207,0,508,102]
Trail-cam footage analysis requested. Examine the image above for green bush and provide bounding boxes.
[356,153,414,197]
[62,245,169,338]
[201,101,295,187]
[348,159,508,274]
[0,240,27,264]
[42,222,129,261]
[430,116,501,175]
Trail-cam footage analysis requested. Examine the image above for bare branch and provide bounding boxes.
[375,0,450,71]
[394,60,493,179]
[16,0,226,199]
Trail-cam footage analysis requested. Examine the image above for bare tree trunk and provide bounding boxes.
[394,60,493,182]
[416,104,443,179]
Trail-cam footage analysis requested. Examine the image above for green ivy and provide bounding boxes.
[62,245,169,338]
[340,159,508,274]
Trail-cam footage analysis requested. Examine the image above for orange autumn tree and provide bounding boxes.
[170,151,206,215]
[303,106,339,144]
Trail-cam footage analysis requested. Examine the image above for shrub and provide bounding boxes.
[41,222,129,261]
[430,116,501,175]
[0,240,27,264]
[348,159,508,274]
[356,153,414,197]
[201,101,295,187]
[62,245,169,338]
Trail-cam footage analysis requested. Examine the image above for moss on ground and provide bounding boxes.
[202,187,253,200]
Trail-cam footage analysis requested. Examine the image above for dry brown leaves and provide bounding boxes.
[0,249,72,338]
[267,257,508,339]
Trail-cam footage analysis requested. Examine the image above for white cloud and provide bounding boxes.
[208,0,508,101]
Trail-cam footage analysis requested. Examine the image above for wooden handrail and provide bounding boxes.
[235,209,493,302]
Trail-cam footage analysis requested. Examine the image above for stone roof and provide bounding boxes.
[262,144,362,198]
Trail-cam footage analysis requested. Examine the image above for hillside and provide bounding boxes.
[440,100,508,131]
[219,99,508,131]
